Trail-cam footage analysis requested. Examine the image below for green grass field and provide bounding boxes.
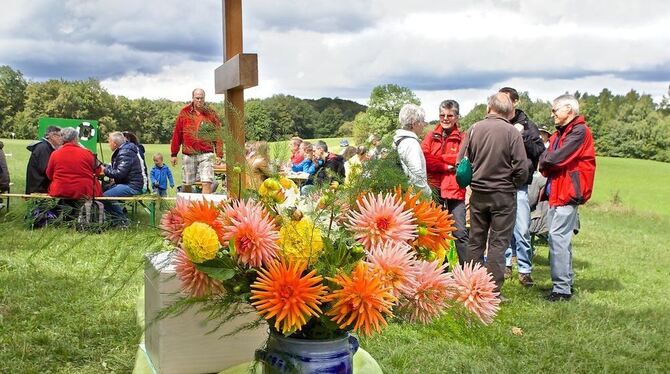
[1,138,669,373]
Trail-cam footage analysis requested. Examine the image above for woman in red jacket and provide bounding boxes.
[46,127,102,200]
[421,100,468,264]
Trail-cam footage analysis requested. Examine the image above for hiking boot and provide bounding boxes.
[518,273,535,287]
[504,266,512,279]
[545,292,572,302]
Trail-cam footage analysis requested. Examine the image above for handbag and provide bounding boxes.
[455,126,475,188]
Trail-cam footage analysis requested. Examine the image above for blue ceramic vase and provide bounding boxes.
[255,331,359,373]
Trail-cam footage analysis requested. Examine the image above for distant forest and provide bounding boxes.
[1,65,669,162]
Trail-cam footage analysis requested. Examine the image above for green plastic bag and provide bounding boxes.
[455,156,472,188]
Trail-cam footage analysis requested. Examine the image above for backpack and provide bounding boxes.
[76,200,106,232]
[394,135,419,170]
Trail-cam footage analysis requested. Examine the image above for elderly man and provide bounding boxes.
[539,94,596,302]
[498,87,546,286]
[422,99,468,263]
[170,88,223,194]
[103,131,144,225]
[394,103,431,197]
[313,140,345,185]
[26,126,62,194]
[459,93,529,296]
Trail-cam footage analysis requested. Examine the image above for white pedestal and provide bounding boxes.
[144,252,268,374]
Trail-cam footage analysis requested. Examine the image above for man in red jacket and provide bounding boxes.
[539,94,596,302]
[170,88,223,194]
[421,100,468,263]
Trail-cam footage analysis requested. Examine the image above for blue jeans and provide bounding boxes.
[548,205,579,294]
[505,185,533,274]
[103,184,139,225]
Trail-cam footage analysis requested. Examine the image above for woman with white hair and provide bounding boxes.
[46,127,102,200]
[393,104,432,196]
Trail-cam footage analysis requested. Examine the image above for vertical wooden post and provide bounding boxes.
[216,0,258,198]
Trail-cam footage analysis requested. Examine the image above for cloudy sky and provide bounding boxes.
[1,0,669,120]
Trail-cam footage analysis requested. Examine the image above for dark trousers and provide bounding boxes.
[465,190,517,291]
[445,199,468,265]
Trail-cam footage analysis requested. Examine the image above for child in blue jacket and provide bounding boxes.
[150,153,174,197]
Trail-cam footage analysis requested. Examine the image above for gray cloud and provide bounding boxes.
[1,0,668,103]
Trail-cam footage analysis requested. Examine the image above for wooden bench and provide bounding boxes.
[0,193,176,226]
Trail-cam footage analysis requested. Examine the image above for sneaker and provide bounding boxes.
[504,266,512,279]
[545,292,572,302]
[518,273,535,287]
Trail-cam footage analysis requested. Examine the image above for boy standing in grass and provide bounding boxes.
[150,153,174,197]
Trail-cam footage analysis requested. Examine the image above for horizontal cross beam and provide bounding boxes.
[214,53,258,93]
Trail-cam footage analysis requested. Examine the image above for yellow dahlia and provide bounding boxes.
[278,218,324,264]
[181,222,221,263]
[250,260,328,335]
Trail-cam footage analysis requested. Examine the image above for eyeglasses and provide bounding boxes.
[439,114,457,119]
[551,104,568,114]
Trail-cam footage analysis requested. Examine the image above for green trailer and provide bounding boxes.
[38,117,99,154]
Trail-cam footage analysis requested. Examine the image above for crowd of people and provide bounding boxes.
[391,88,596,302]
[22,125,170,227]
[16,85,596,302]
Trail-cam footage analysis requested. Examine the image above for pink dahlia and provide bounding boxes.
[450,262,500,325]
[159,200,189,245]
[399,260,453,324]
[366,242,418,297]
[174,249,224,297]
[221,200,280,267]
[347,192,417,250]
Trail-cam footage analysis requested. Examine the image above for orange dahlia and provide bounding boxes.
[250,260,327,335]
[181,200,226,244]
[395,187,456,252]
[450,262,500,324]
[221,200,280,267]
[346,192,417,251]
[326,262,397,336]
[366,242,418,297]
[174,249,224,297]
[399,260,453,323]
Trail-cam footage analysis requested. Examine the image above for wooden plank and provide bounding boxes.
[214,53,258,91]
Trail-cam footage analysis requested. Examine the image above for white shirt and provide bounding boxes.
[393,129,432,197]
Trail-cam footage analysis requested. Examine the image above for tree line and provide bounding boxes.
[1,65,669,162]
[0,65,365,144]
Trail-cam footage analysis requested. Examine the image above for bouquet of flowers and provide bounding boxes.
[159,175,500,341]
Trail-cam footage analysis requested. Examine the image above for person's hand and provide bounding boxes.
[171,156,178,166]
[514,123,524,132]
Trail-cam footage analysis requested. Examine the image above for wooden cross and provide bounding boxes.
[215,0,258,198]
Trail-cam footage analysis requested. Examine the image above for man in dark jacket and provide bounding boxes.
[458,93,529,295]
[25,126,62,194]
[103,131,144,225]
[539,94,596,302]
[0,140,10,193]
[499,87,546,287]
[313,140,345,185]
